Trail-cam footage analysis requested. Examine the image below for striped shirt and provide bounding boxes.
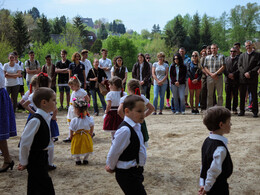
[204,54,225,73]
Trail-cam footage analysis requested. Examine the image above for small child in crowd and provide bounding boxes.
[18,87,56,195]
[103,76,127,139]
[199,106,233,195]
[64,75,90,143]
[118,79,154,146]
[106,95,147,195]
[70,98,94,165]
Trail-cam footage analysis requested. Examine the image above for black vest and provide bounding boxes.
[114,66,126,80]
[28,114,50,151]
[118,121,140,164]
[200,137,233,182]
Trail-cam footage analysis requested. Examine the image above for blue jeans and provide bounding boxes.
[90,88,106,114]
[141,85,148,96]
[153,84,167,111]
[171,84,185,112]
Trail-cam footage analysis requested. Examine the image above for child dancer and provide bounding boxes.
[18,87,56,195]
[199,106,233,195]
[118,79,154,146]
[103,76,127,139]
[106,95,147,194]
[70,98,94,165]
[64,76,90,143]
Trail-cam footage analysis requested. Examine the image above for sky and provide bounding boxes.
[1,0,258,33]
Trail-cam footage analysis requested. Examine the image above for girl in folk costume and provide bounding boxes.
[103,76,127,139]
[70,98,94,165]
[118,79,154,146]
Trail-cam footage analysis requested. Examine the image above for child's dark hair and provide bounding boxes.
[33,87,55,108]
[113,56,123,69]
[37,72,51,88]
[28,50,34,54]
[108,76,123,97]
[61,49,67,55]
[68,75,81,88]
[123,95,144,111]
[203,106,231,131]
[45,54,51,59]
[127,79,141,96]
[73,98,89,118]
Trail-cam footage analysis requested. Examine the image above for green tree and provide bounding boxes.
[60,15,67,30]
[117,23,126,34]
[190,13,200,51]
[51,17,63,34]
[152,24,161,34]
[12,12,30,56]
[0,35,13,63]
[183,14,193,36]
[201,14,212,46]
[73,16,84,33]
[62,23,81,47]
[141,29,151,39]
[28,7,40,20]
[90,39,102,54]
[97,23,108,40]
[37,14,51,44]
[112,20,117,33]
[0,9,14,42]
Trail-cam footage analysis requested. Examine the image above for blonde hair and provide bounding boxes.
[68,75,81,88]
[157,52,165,58]
[191,51,202,69]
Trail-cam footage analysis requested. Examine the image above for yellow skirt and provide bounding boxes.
[71,129,93,156]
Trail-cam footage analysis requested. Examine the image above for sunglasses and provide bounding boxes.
[146,57,150,59]
[192,55,198,57]
[230,51,236,53]
[174,58,179,60]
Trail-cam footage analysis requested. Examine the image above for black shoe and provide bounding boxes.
[191,109,196,114]
[63,138,71,143]
[238,112,245,116]
[53,137,58,142]
[92,133,95,138]
[253,113,258,118]
[195,109,200,114]
[83,160,89,165]
[94,112,99,116]
[152,112,157,115]
[0,161,14,173]
[76,161,81,165]
[48,164,57,171]
[158,112,163,115]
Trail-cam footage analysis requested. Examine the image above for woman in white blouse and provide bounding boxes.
[3,53,22,112]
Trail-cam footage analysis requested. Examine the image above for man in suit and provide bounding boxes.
[238,40,260,117]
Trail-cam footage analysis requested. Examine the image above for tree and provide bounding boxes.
[28,7,40,20]
[190,13,200,51]
[152,24,161,34]
[12,12,30,56]
[112,20,117,33]
[97,23,108,40]
[141,29,151,39]
[0,9,14,42]
[201,14,212,46]
[117,23,126,34]
[62,23,81,47]
[32,14,51,44]
[73,16,84,33]
[0,35,13,63]
[60,15,66,29]
[90,39,102,54]
[51,17,63,34]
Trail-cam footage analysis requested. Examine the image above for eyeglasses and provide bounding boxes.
[174,58,179,60]
[192,55,198,57]
[146,57,150,59]
[230,51,236,53]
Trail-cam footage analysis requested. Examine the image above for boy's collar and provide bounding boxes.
[209,133,228,146]
[124,116,138,127]
[36,108,51,121]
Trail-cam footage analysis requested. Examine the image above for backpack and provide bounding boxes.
[25,60,39,79]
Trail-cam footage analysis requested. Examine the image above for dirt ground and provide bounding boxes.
[1,108,259,195]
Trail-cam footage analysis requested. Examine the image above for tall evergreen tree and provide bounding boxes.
[37,14,51,44]
[52,17,63,34]
[60,15,67,29]
[190,13,200,51]
[12,12,30,56]
[117,23,126,34]
[112,20,117,33]
[73,16,84,34]
[97,23,108,40]
[28,7,40,20]
[201,14,212,46]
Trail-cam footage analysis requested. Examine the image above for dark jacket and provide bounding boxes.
[132,61,150,85]
[87,68,107,90]
[238,51,260,84]
[170,64,187,85]
[224,56,239,84]
[187,61,202,81]
[42,64,57,87]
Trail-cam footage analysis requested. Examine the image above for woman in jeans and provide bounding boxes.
[87,59,107,116]
[170,53,187,115]
[3,53,22,113]
[152,52,169,115]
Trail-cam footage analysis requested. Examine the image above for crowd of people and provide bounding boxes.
[0,40,259,194]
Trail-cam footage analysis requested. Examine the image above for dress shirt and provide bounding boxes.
[19,108,53,166]
[204,54,225,73]
[106,116,146,170]
[200,133,228,192]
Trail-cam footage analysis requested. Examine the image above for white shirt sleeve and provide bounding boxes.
[19,118,41,166]
[69,118,76,131]
[106,126,131,170]
[203,146,227,192]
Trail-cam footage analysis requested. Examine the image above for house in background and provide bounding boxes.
[81,18,94,28]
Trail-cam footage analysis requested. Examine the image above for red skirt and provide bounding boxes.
[103,110,123,131]
[188,74,201,90]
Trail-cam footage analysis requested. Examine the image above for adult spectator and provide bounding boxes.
[13,51,24,98]
[55,50,71,110]
[81,49,92,97]
[224,47,239,114]
[3,52,22,113]
[25,50,40,87]
[170,53,187,115]
[111,56,128,90]
[42,54,57,92]
[187,51,202,114]
[152,52,169,115]
[132,53,151,95]
[203,44,225,108]
[179,47,191,108]
[144,53,153,100]
[238,40,260,117]
[69,52,86,89]
[87,59,107,116]
[99,48,112,80]
[234,42,242,57]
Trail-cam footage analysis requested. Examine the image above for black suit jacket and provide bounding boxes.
[224,56,239,84]
[132,62,151,85]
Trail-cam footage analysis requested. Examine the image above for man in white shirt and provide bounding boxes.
[99,48,112,80]
[81,49,92,96]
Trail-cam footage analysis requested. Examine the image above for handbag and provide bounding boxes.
[92,69,108,96]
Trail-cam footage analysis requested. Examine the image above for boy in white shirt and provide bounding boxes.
[99,48,112,80]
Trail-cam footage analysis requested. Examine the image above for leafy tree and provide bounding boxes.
[12,12,30,56]
[38,14,51,44]
[152,24,161,34]
[28,7,40,20]
[201,14,212,46]
[108,22,113,32]
[141,29,151,39]
[0,9,14,42]
[97,23,108,40]
[51,17,63,34]
[0,35,13,63]
[117,23,126,34]
[90,39,102,54]
[112,20,117,33]
[73,16,84,33]
[61,23,81,47]
[60,15,66,29]
[182,14,193,36]
[190,13,200,51]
